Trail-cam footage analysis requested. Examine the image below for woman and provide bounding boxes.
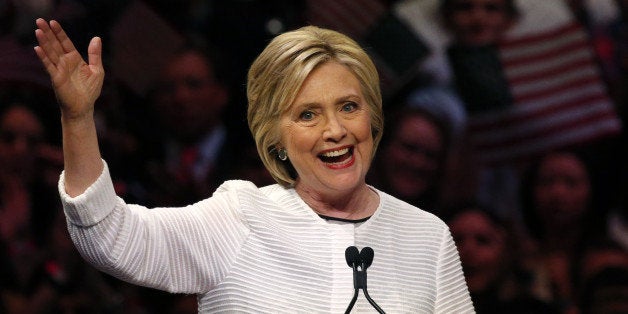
[446,203,559,314]
[34,19,473,312]
[519,150,604,311]
[369,105,450,214]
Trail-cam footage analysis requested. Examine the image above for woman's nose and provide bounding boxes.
[322,113,347,141]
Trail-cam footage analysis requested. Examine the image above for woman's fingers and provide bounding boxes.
[49,19,78,54]
[34,18,62,65]
[33,43,57,77]
[87,36,103,70]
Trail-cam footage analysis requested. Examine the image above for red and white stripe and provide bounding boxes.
[305,0,387,39]
[468,22,622,164]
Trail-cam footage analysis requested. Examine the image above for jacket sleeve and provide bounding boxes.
[434,226,476,313]
[59,160,250,294]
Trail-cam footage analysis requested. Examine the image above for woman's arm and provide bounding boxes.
[34,19,104,197]
[435,228,475,313]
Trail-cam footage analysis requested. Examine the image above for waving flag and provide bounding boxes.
[390,0,622,164]
[305,0,387,39]
[467,22,622,164]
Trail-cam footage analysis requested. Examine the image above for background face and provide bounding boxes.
[447,0,513,46]
[152,51,227,142]
[449,210,507,292]
[0,106,43,178]
[533,152,591,230]
[381,114,444,201]
[0,106,44,241]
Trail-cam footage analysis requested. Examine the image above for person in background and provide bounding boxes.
[0,103,52,313]
[0,103,54,245]
[440,0,519,115]
[446,202,559,314]
[440,0,518,47]
[572,237,628,296]
[519,150,606,313]
[578,266,628,314]
[439,0,623,226]
[368,104,451,214]
[0,103,70,312]
[369,85,471,215]
[139,43,238,207]
[33,18,474,313]
[438,0,524,221]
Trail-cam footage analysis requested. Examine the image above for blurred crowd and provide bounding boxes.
[1,0,627,313]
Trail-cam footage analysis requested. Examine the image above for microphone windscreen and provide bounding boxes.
[360,247,374,269]
[345,246,360,267]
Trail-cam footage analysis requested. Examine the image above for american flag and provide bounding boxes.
[468,22,622,164]
[305,0,387,39]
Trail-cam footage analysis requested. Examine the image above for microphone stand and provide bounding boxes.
[345,270,359,313]
[362,284,384,313]
[344,246,385,314]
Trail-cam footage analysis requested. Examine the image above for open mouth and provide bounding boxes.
[318,147,353,166]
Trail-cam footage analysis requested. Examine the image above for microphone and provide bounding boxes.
[344,246,385,314]
[345,246,360,313]
[359,247,374,269]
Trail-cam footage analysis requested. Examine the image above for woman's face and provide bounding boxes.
[280,62,373,196]
[447,0,513,46]
[533,152,591,230]
[449,210,507,293]
[380,114,444,201]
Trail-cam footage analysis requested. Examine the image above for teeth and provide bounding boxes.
[321,147,349,157]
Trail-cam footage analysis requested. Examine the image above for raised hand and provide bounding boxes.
[34,18,104,121]
[34,18,105,196]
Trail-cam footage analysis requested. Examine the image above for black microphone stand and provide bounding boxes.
[359,247,385,313]
[344,246,385,314]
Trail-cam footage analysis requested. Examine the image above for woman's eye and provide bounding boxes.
[341,102,357,112]
[299,110,314,121]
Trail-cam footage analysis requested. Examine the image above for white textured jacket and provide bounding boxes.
[60,161,474,313]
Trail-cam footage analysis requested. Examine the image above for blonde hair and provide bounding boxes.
[247,26,383,187]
